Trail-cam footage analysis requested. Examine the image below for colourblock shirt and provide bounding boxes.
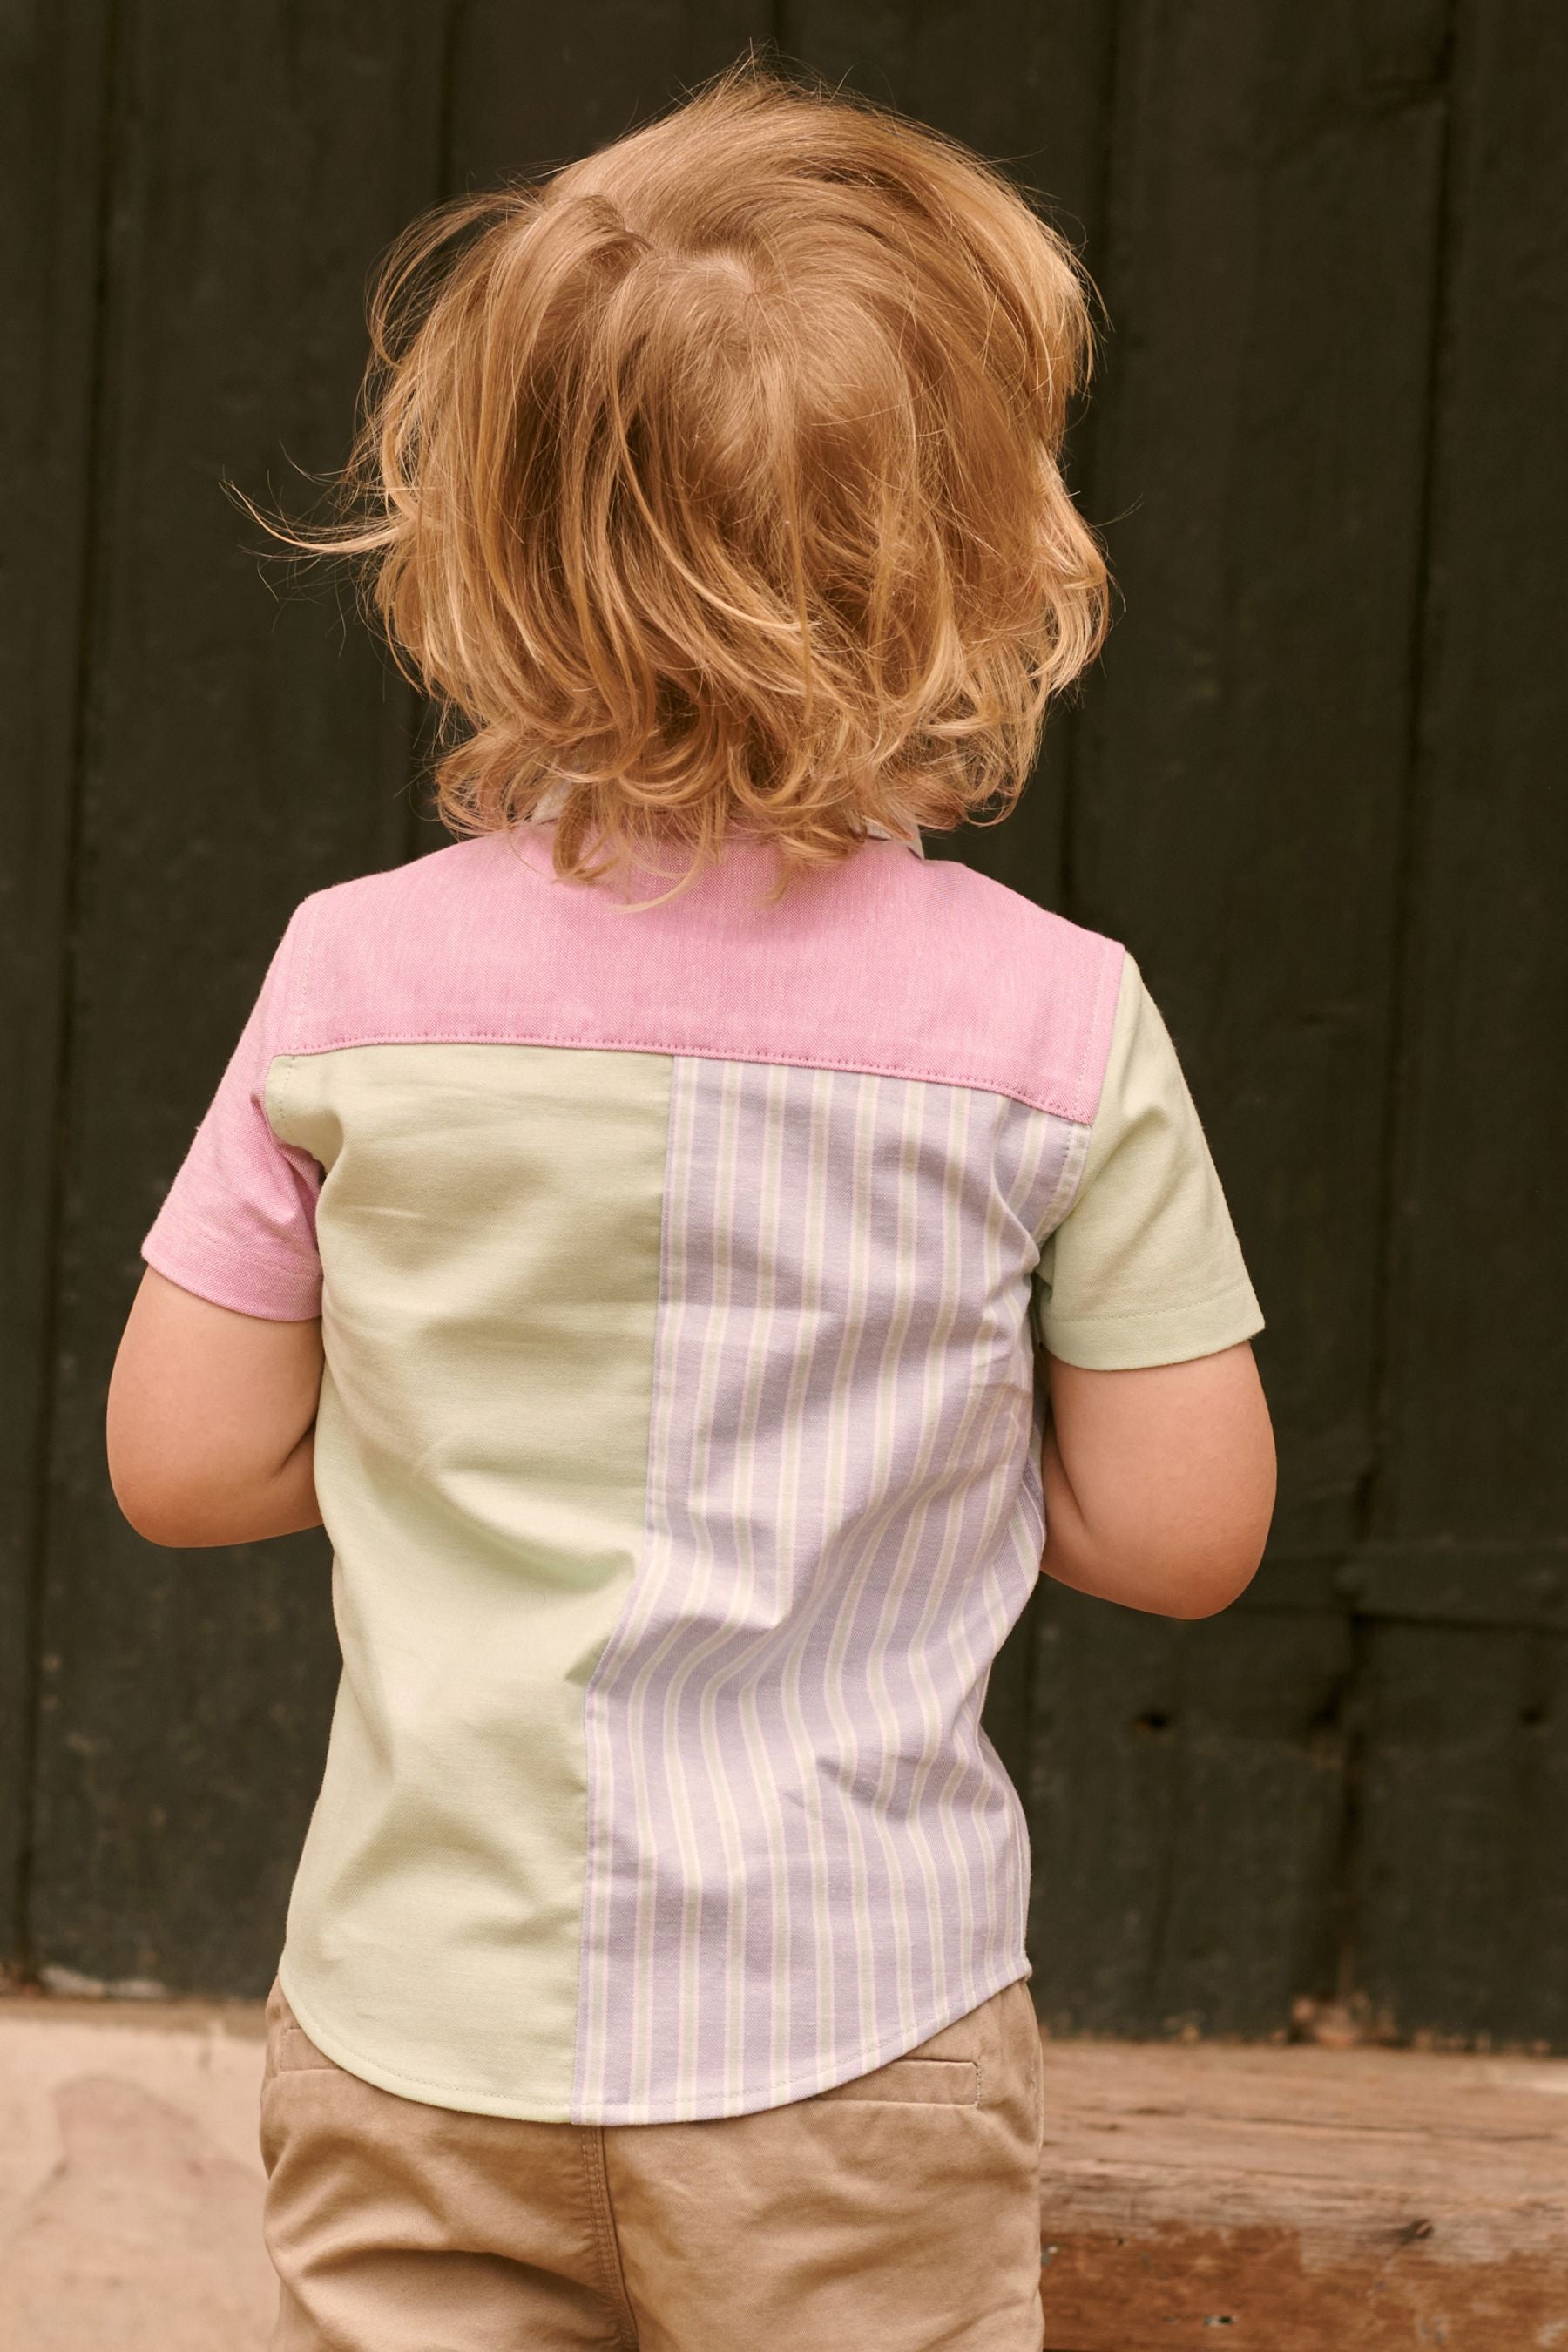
[142,824,1263,2125]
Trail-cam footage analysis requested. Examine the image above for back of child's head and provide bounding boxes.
[275,57,1107,886]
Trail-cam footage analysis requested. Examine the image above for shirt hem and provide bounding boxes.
[274,1949,1035,2126]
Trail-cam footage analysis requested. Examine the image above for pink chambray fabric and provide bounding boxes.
[142,916,326,1321]
[142,828,1124,1323]
[284,829,1121,1105]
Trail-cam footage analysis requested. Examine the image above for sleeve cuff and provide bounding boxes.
[1041,1275,1264,1371]
[141,1220,322,1323]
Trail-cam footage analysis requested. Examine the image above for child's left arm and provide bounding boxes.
[107,1267,324,1547]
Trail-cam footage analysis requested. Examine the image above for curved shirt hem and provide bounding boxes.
[275,1949,1036,2126]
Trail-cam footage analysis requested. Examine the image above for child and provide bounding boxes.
[107,58,1274,2352]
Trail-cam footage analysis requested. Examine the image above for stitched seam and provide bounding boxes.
[1032,1116,1093,1247]
[826,2054,979,2103]
[264,1051,296,1148]
[1049,1275,1260,1328]
[267,1031,1091,1122]
[572,1058,680,2123]
[297,895,318,1037]
[578,2131,639,2349]
[1071,937,1120,1125]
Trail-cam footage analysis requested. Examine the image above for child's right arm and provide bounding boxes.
[1037,1340,1275,1618]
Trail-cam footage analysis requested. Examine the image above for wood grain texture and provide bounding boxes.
[1374,0,1568,1552]
[1035,2034,1568,2349]
[1355,2,1568,2050]
[445,0,765,192]
[1069,0,1449,1560]
[1355,1623,1568,2053]
[1026,1588,1353,2038]
[0,2,114,1969]
[1021,0,1455,2042]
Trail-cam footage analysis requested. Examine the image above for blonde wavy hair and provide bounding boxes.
[255,56,1108,889]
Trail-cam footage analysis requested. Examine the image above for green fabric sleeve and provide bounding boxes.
[1034,954,1264,1369]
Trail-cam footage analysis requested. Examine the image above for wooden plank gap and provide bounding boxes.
[4,0,124,1985]
[1356,0,1460,1558]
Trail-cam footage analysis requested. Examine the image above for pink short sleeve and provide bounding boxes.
[140,909,323,1321]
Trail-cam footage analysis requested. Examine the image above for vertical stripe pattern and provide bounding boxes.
[575,1058,1078,2122]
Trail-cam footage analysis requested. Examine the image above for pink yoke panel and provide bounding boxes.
[284,829,1125,1125]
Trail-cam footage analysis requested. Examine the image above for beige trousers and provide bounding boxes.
[260,1974,1046,2350]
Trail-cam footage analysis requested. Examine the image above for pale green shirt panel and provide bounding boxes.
[1034,955,1264,1370]
[264,1041,671,2119]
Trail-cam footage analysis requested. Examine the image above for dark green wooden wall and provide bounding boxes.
[4,3,1565,2045]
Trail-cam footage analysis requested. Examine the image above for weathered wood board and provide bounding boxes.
[0,0,115,1971]
[1356,0,1568,2047]
[1026,1589,1354,2039]
[1036,2035,1568,2349]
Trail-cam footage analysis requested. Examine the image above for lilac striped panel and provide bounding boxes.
[574,1057,1081,2123]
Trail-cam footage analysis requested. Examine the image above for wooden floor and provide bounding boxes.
[2,1996,1564,2349]
[1037,2034,1568,2349]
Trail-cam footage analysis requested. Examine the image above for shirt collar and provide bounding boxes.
[864,814,926,856]
[524,785,924,858]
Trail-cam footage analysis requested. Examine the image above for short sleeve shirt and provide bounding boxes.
[143,826,1261,2125]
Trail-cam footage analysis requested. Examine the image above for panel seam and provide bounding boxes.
[570,1051,682,2122]
[256,1031,1102,1123]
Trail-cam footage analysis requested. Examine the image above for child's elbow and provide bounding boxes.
[109,1458,217,1548]
[1143,1476,1275,1618]
[1044,1521,1270,1619]
[107,1420,233,1547]
[1157,1538,1266,1619]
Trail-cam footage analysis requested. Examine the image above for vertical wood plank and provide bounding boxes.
[1025,0,1452,2038]
[1355,1623,1568,2049]
[1071,0,1450,1558]
[1028,1591,1353,2036]
[27,4,450,1994]
[0,3,115,1972]
[1356,0,1568,2046]
[445,0,766,190]
[1374,1,1568,1571]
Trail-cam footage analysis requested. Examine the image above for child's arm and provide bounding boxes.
[1037,1339,1274,1618]
[107,1267,324,1548]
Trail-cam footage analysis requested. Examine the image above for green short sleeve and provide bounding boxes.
[1033,955,1264,1369]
